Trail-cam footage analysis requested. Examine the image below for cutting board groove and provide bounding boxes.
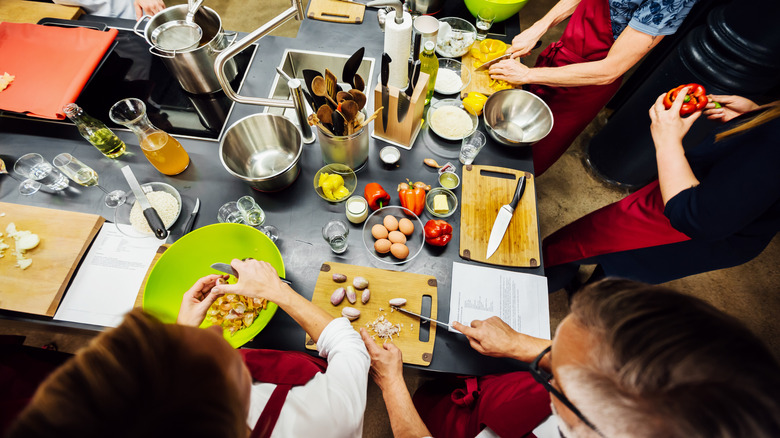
[308,0,364,24]
[459,165,540,267]
[307,262,437,366]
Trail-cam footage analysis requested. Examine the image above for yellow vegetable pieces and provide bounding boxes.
[463,92,488,116]
[318,172,350,200]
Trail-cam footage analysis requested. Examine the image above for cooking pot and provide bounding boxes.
[406,0,445,15]
[134,5,237,94]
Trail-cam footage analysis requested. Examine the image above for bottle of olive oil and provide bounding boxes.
[63,103,126,158]
[419,41,438,106]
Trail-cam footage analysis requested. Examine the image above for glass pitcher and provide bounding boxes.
[109,98,190,175]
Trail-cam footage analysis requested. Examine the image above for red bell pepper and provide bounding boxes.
[424,219,453,247]
[663,83,708,116]
[364,183,390,210]
[397,180,427,216]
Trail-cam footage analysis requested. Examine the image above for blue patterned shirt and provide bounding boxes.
[609,0,699,39]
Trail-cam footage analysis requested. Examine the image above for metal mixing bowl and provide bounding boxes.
[483,89,553,147]
[220,114,302,192]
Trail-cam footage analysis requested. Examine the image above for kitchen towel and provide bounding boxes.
[0,22,118,119]
[383,10,412,89]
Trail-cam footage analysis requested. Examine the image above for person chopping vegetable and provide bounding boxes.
[489,0,699,175]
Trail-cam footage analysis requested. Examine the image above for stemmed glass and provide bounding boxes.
[52,153,127,207]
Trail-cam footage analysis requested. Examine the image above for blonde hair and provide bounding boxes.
[716,101,780,141]
[8,309,247,438]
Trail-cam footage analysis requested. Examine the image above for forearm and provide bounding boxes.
[381,377,431,438]
[535,0,581,32]
[275,285,334,343]
[656,141,699,204]
[508,335,552,368]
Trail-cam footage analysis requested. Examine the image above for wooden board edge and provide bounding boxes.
[135,245,170,309]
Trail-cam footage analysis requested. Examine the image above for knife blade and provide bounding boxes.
[391,305,452,330]
[120,166,168,240]
[485,175,526,260]
[381,52,391,132]
[397,60,419,123]
[210,262,291,285]
[181,197,199,236]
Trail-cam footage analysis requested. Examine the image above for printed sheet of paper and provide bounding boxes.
[448,262,550,339]
[54,224,161,327]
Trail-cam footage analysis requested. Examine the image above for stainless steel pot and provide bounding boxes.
[220,114,302,192]
[406,0,445,15]
[134,5,237,94]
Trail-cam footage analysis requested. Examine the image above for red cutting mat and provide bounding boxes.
[0,22,117,119]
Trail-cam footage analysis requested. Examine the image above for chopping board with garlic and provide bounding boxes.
[0,202,103,316]
[307,262,438,366]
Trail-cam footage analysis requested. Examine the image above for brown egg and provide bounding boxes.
[388,230,407,244]
[371,224,389,240]
[383,215,399,232]
[390,243,409,259]
[374,239,392,254]
[398,218,414,236]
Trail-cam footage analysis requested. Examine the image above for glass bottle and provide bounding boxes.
[63,103,126,158]
[419,40,439,106]
[109,98,190,176]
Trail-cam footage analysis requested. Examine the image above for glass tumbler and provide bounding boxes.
[476,8,496,41]
[14,153,69,192]
[236,196,266,226]
[217,201,247,224]
[322,219,349,254]
[459,131,487,165]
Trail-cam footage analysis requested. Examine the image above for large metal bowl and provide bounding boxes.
[220,114,302,192]
[483,89,553,147]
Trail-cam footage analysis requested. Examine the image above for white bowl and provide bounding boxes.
[427,99,478,141]
[434,58,470,95]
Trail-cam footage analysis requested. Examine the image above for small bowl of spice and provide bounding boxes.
[114,182,182,238]
[427,98,478,141]
[435,58,470,95]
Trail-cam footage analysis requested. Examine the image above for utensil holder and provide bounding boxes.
[372,72,429,149]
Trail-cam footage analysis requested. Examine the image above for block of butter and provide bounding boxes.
[433,194,449,214]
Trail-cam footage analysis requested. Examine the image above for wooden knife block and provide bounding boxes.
[373,72,429,148]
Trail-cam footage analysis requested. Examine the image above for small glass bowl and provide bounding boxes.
[362,206,424,266]
[436,17,478,58]
[313,163,357,203]
[114,182,182,238]
[425,187,458,218]
[427,99,478,141]
[434,58,470,95]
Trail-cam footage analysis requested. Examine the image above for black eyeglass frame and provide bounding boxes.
[528,346,604,436]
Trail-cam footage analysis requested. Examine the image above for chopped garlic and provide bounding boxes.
[4,222,41,270]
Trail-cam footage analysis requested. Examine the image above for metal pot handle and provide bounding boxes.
[223,30,238,46]
[133,15,152,38]
[149,46,176,58]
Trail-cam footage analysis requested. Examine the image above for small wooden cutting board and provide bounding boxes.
[308,0,364,24]
[306,262,438,366]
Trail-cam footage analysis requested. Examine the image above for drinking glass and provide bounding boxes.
[259,225,280,243]
[322,219,349,254]
[217,201,247,224]
[459,131,487,164]
[236,195,266,226]
[476,8,496,41]
[14,153,69,193]
[52,153,127,208]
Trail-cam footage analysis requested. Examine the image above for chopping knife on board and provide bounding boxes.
[120,166,168,240]
[381,52,391,131]
[397,60,420,123]
[485,175,526,259]
[391,305,453,330]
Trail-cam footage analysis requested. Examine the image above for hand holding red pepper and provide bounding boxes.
[397,180,429,216]
[424,219,453,247]
[364,183,391,210]
[663,83,708,116]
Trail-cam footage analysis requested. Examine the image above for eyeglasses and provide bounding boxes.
[528,346,604,437]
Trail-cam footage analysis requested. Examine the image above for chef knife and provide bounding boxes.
[485,175,526,260]
[120,165,168,240]
[210,262,291,285]
[381,52,391,131]
[391,305,452,330]
[181,197,199,235]
[475,41,543,72]
[342,47,364,90]
[397,60,420,123]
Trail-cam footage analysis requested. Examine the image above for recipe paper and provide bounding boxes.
[54,224,161,327]
[449,262,550,339]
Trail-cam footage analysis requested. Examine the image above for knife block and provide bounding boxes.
[372,72,429,149]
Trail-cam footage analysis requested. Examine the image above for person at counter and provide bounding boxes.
[366,279,780,437]
[52,0,166,20]
[488,0,699,175]
[542,92,780,292]
[8,259,370,438]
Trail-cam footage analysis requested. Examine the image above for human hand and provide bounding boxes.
[649,88,700,148]
[704,94,759,122]
[177,274,228,327]
[134,0,166,19]
[452,317,545,361]
[211,259,288,304]
[507,25,544,59]
[489,59,531,85]
[359,328,405,391]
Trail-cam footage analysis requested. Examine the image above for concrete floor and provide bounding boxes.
[4,1,778,437]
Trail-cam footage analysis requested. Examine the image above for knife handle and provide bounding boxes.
[381,52,391,87]
[509,176,526,211]
[144,207,169,240]
[413,33,421,62]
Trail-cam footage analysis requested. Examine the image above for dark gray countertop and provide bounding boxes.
[0,6,539,375]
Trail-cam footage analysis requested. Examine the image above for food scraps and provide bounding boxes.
[367,314,401,342]
[206,279,266,336]
[0,72,14,92]
[3,222,40,269]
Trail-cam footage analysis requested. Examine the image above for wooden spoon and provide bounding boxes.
[311,76,339,108]
[336,90,353,104]
[353,74,365,92]
[348,89,367,111]
[360,106,384,129]
[317,104,333,125]
[340,100,359,123]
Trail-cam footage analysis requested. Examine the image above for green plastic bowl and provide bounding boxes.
[464,0,530,23]
[142,223,283,348]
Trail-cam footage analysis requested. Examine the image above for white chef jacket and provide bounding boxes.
[52,0,136,20]
[246,317,370,438]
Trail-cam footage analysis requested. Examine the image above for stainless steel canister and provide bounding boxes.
[134,5,238,94]
[316,124,369,172]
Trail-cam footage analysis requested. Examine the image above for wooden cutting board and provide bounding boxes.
[0,202,104,316]
[460,51,496,99]
[306,262,438,366]
[0,0,83,24]
[459,165,540,268]
[307,0,364,24]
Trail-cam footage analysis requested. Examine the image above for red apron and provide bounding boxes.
[412,372,551,438]
[543,180,691,267]
[526,0,623,176]
[240,349,327,438]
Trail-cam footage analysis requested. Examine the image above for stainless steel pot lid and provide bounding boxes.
[151,20,202,52]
